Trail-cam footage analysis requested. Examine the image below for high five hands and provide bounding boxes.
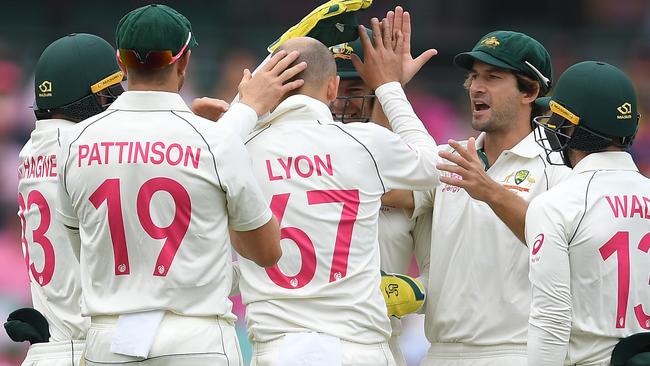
[352,6,437,89]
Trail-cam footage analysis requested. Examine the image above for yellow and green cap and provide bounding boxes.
[34,33,123,111]
[116,4,197,57]
[330,29,371,80]
[543,61,638,139]
[454,30,552,94]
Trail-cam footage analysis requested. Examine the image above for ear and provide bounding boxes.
[326,75,340,104]
[521,82,540,105]
[177,50,191,78]
[116,51,128,77]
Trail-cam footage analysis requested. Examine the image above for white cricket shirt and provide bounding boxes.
[239,82,441,344]
[56,91,271,318]
[413,131,570,346]
[17,119,88,341]
[526,152,650,366]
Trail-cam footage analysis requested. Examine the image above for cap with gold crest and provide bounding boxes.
[34,33,123,112]
[454,30,552,95]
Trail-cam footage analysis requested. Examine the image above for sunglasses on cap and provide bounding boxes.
[118,32,191,69]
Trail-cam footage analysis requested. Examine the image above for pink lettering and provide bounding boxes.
[49,155,57,177]
[166,143,183,166]
[184,146,200,169]
[278,157,293,179]
[631,195,644,218]
[78,145,89,167]
[266,160,282,181]
[134,142,150,164]
[606,196,628,218]
[101,142,114,163]
[645,197,650,219]
[295,155,314,178]
[88,143,102,166]
[115,142,128,164]
[314,154,333,176]
[150,142,165,165]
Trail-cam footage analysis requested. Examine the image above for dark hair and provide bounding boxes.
[514,72,544,118]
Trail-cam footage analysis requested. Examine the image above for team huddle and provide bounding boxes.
[7,1,650,366]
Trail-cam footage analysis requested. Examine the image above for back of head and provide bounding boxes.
[547,61,638,151]
[454,30,552,96]
[34,33,124,122]
[274,37,336,100]
[116,4,198,86]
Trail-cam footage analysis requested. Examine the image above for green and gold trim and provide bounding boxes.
[90,71,124,94]
[549,100,580,125]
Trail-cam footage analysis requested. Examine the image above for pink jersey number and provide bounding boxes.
[90,178,191,277]
[17,191,55,286]
[599,231,650,330]
[265,189,360,289]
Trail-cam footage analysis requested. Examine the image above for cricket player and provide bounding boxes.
[9,33,124,366]
[526,61,650,366]
[329,8,434,365]
[55,4,305,366]
[237,14,440,364]
[384,30,571,365]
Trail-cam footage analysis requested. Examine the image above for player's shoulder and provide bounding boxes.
[18,138,34,160]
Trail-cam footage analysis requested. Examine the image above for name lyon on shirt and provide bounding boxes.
[266,154,333,181]
[77,141,201,169]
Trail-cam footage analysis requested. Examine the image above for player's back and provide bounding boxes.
[17,119,88,341]
[240,95,435,344]
[540,152,650,364]
[58,91,254,319]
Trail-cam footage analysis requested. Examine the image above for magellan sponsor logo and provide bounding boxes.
[480,36,500,48]
[38,81,52,97]
[617,102,632,120]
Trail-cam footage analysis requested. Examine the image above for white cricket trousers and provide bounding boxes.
[21,340,85,366]
[387,334,406,366]
[250,336,396,366]
[421,343,527,366]
[83,312,242,365]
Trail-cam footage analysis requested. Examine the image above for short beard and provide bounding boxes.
[471,94,520,133]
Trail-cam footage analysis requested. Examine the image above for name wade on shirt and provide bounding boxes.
[266,154,333,181]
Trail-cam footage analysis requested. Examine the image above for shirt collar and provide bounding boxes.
[571,151,639,175]
[475,130,542,159]
[34,118,75,131]
[107,91,191,112]
[267,94,334,125]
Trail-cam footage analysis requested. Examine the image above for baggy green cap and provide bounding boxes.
[116,4,197,56]
[34,33,123,111]
[329,29,371,80]
[454,30,552,95]
[546,61,638,139]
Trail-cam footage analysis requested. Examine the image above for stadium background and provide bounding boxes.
[0,0,649,365]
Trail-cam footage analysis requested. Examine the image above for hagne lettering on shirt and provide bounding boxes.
[18,154,57,180]
[77,141,201,169]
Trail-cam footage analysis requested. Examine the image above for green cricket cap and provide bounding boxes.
[454,30,552,95]
[610,332,650,366]
[116,4,198,56]
[330,29,371,80]
[545,61,638,139]
[34,33,123,111]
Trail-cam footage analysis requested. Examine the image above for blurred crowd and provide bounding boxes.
[1,0,649,365]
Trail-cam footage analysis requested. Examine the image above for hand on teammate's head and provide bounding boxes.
[238,50,307,117]
[351,18,403,91]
